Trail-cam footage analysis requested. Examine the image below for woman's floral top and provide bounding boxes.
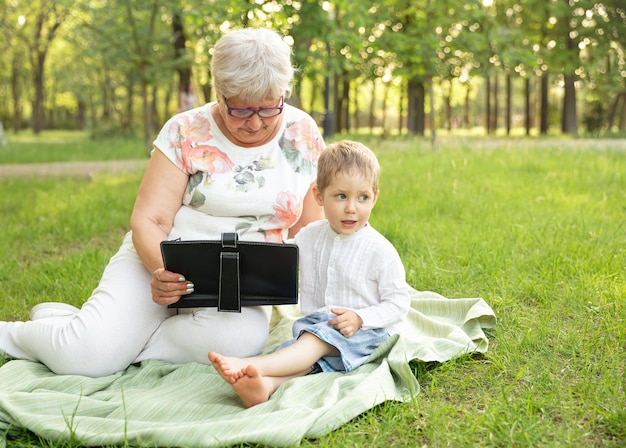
[154,103,325,243]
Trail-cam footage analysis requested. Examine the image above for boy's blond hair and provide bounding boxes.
[316,140,380,194]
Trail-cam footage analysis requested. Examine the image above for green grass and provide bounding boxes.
[0,130,146,164]
[1,134,625,447]
[0,173,141,321]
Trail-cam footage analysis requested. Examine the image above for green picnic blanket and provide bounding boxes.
[0,290,495,447]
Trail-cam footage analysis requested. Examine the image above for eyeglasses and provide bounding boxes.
[222,96,284,119]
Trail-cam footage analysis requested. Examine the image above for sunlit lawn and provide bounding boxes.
[0,133,624,447]
[0,130,147,164]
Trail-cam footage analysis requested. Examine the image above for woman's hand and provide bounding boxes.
[329,308,363,338]
[150,268,194,306]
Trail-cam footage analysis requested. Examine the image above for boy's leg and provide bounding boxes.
[209,332,339,407]
[230,364,308,408]
[210,331,338,380]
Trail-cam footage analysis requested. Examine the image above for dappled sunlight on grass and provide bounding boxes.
[0,132,147,164]
[5,129,91,143]
[1,135,624,447]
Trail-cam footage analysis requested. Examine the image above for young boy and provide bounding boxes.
[209,140,411,408]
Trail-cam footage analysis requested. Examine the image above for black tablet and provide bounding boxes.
[160,233,298,312]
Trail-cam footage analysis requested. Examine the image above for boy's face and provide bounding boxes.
[314,171,378,235]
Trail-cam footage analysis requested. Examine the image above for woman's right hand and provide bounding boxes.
[150,268,194,306]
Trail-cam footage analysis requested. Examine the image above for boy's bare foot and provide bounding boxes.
[208,351,247,383]
[232,364,272,408]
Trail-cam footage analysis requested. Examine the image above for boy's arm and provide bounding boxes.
[354,257,411,330]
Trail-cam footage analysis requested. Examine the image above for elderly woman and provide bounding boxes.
[0,28,325,377]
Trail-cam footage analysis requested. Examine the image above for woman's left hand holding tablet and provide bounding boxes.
[151,267,194,306]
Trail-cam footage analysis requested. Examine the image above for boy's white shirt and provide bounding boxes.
[291,220,411,335]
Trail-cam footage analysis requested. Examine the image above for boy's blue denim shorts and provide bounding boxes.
[277,311,390,373]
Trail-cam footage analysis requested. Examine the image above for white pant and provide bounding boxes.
[0,233,270,377]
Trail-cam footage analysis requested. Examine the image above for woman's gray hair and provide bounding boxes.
[211,28,294,103]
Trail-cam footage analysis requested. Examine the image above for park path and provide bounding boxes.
[0,159,148,178]
[1,138,624,179]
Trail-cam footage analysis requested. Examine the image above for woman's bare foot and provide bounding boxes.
[231,364,272,408]
[208,351,248,383]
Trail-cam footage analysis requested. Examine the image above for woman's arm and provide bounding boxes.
[288,183,324,238]
[130,149,190,305]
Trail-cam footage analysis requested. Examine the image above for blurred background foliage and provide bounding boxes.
[1,0,625,152]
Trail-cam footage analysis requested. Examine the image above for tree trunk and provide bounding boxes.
[162,84,172,122]
[444,94,451,131]
[332,73,341,133]
[561,25,579,135]
[619,93,626,131]
[485,75,491,134]
[429,77,436,147]
[341,78,350,132]
[201,66,212,104]
[524,77,531,136]
[102,70,112,122]
[331,75,349,133]
[11,54,23,132]
[32,52,46,134]
[290,92,303,110]
[77,99,87,130]
[172,12,190,93]
[540,73,549,135]
[308,81,316,114]
[398,83,404,134]
[561,73,578,134]
[606,93,619,129]
[369,80,376,134]
[29,9,63,135]
[493,72,499,133]
[506,74,512,135]
[407,78,425,136]
[89,95,97,132]
[141,71,155,155]
[463,82,471,129]
[151,84,159,128]
[123,79,134,134]
[351,83,358,132]
[382,81,389,137]
[443,80,452,131]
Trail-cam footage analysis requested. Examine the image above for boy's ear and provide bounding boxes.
[372,190,380,205]
[312,184,324,206]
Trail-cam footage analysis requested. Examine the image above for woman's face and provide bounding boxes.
[215,96,284,147]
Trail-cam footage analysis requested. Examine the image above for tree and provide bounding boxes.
[278,0,327,110]
[552,0,582,135]
[2,0,626,138]
[383,0,441,136]
[6,0,74,134]
[491,0,537,135]
[74,0,177,148]
[577,1,626,132]
[0,0,29,132]
[172,11,191,99]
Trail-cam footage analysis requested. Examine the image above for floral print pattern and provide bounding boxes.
[280,118,322,175]
[270,191,302,229]
[231,155,274,192]
[155,103,324,242]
